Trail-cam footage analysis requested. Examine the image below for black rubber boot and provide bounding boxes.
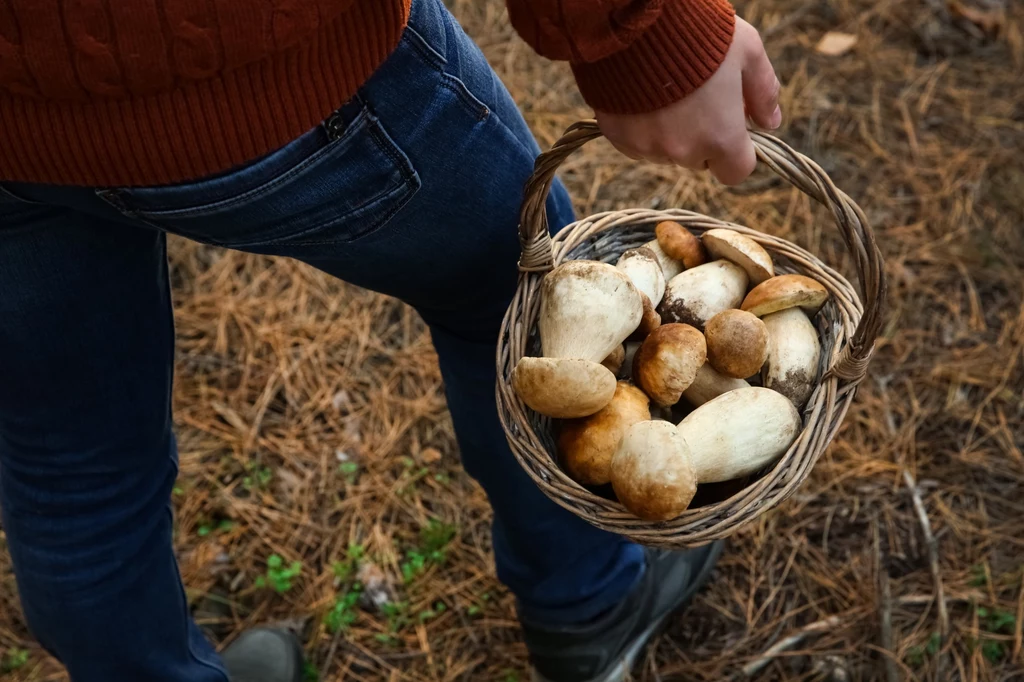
[222,627,304,682]
[520,542,724,682]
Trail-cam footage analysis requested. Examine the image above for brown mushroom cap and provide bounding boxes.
[655,221,707,269]
[512,357,617,419]
[741,274,830,318]
[601,345,626,376]
[632,323,707,407]
[610,420,697,521]
[628,293,662,341]
[701,228,775,284]
[704,309,770,379]
[643,239,684,280]
[558,382,651,486]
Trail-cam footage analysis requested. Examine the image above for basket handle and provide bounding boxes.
[517,119,887,383]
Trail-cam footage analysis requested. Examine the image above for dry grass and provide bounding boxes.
[2,0,1023,680]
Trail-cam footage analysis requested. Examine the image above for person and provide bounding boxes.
[0,0,781,680]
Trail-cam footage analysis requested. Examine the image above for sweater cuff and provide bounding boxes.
[571,0,736,115]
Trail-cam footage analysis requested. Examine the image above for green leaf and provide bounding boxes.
[1,649,29,673]
[267,554,284,570]
[905,646,924,668]
[982,640,1005,663]
[467,605,482,617]
[926,632,941,655]
[172,486,184,496]
[347,543,365,560]
[302,661,320,682]
[254,576,266,589]
[969,564,988,587]
[198,524,212,537]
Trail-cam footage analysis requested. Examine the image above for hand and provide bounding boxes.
[595,18,781,186]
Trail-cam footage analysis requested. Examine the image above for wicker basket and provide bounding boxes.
[496,120,886,548]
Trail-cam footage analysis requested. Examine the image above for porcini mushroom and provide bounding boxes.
[632,323,707,407]
[539,260,643,361]
[676,387,801,483]
[742,274,829,318]
[601,345,626,376]
[762,307,821,408]
[643,239,683,280]
[681,363,750,407]
[512,357,617,419]
[658,261,748,330]
[656,221,707,269]
[629,293,662,341]
[704,309,769,379]
[558,382,651,485]
[610,420,696,521]
[616,247,666,306]
[701,228,775,284]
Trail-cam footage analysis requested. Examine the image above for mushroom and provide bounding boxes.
[701,228,775,285]
[558,382,651,485]
[658,261,748,330]
[656,221,707,269]
[632,323,707,407]
[681,363,750,407]
[620,342,642,380]
[742,274,830,318]
[629,293,662,341]
[610,420,696,521]
[643,239,684,280]
[512,357,617,418]
[616,247,666,306]
[762,307,821,408]
[676,387,802,483]
[704,309,769,379]
[539,260,643,362]
[601,345,626,376]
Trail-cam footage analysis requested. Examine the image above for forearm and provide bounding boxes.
[506,0,736,114]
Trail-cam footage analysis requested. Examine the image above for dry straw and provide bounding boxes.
[497,120,887,547]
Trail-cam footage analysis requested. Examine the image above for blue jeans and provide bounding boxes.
[0,1,644,680]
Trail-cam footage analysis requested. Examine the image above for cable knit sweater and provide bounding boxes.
[0,0,735,186]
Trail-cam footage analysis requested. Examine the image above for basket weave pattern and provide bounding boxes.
[496,121,886,548]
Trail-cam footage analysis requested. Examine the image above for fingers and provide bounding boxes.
[706,133,756,185]
[739,26,782,130]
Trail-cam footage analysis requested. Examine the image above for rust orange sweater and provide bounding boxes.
[0,0,734,187]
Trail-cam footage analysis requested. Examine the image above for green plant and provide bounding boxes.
[418,601,447,623]
[302,661,320,682]
[254,554,302,593]
[339,461,359,483]
[243,462,273,491]
[501,668,520,682]
[198,519,234,537]
[977,606,1015,634]
[434,472,451,484]
[969,564,988,587]
[381,601,410,632]
[400,519,456,584]
[325,589,362,633]
[981,640,1006,663]
[905,645,924,668]
[331,543,365,583]
[926,631,941,656]
[1,648,29,673]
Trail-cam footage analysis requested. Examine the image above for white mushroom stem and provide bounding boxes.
[539,261,643,362]
[616,248,666,306]
[676,387,801,483]
[681,363,750,407]
[762,308,821,409]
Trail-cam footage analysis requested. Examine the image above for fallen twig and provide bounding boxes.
[875,518,898,682]
[904,470,949,678]
[741,616,842,677]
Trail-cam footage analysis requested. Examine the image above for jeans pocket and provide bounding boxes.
[104,101,421,249]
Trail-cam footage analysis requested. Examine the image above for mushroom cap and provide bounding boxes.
[677,386,801,483]
[628,293,662,341]
[610,420,697,521]
[762,307,821,408]
[601,345,626,376]
[656,221,707,269]
[632,323,708,407]
[540,260,643,362]
[658,261,749,330]
[643,239,684,280]
[616,247,666,306]
[701,228,775,285]
[512,357,617,419]
[742,274,830,318]
[704,309,770,379]
[558,382,651,485]
[681,363,750,407]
